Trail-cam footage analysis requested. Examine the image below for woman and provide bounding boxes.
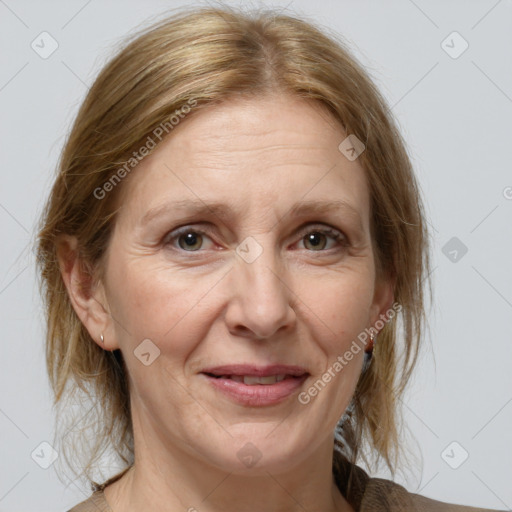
[35,5,504,512]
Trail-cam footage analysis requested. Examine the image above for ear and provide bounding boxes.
[369,270,397,331]
[55,234,118,351]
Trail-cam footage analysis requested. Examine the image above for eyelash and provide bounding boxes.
[164,224,349,253]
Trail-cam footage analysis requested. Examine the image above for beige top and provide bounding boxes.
[67,460,505,512]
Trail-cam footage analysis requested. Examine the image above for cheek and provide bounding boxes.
[295,267,375,348]
[106,259,215,412]
[107,257,219,359]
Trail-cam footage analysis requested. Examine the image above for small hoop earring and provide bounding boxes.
[100,334,104,344]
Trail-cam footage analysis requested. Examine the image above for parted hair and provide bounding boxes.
[35,4,432,491]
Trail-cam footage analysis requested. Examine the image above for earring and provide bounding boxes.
[365,331,377,356]
[100,333,104,344]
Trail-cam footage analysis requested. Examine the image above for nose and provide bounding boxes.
[223,242,297,340]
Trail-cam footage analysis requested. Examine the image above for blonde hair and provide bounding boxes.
[35,4,432,492]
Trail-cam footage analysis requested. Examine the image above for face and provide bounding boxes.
[91,93,393,474]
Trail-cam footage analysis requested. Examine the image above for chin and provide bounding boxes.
[197,432,313,476]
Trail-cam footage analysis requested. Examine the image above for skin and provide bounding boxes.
[58,93,394,512]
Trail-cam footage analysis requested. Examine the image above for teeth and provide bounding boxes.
[244,375,275,385]
[216,374,289,384]
[243,374,287,385]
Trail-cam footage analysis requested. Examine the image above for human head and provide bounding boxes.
[36,4,431,487]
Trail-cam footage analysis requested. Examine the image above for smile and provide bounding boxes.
[205,374,291,385]
[200,371,309,406]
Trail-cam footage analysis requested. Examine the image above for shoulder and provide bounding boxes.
[361,476,506,512]
[66,490,111,512]
[335,455,504,512]
[67,466,131,511]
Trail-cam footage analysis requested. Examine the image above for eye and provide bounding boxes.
[164,224,348,253]
[297,226,348,251]
[165,227,215,252]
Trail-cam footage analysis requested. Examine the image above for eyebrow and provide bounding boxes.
[140,198,363,230]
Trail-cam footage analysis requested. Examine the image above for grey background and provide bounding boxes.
[0,0,511,510]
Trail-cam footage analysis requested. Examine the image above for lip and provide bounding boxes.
[200,364,309,407]
[201,364,308,377]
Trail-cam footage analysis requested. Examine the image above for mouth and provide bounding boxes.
[200,364,310,406]
[204,373,295,385]
[201,364,309,381]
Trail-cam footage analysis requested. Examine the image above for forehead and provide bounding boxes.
[115,93,370,228]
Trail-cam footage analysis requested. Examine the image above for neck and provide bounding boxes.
[104,412,354,512]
